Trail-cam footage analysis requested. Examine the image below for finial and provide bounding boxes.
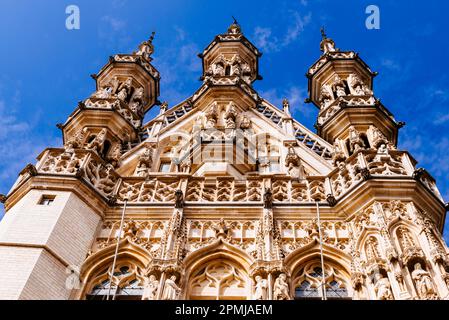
[228,17,242,34]
[149,31,155,43]
[320,26,327,40]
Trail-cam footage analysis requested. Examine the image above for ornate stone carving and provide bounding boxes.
[273,273,290,300]
[373,273,393,300]
[161,275,181,300]
[412,263,438,299]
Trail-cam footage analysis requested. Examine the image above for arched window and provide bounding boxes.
[294,263,350,300]
[188,259,249,300]
[86,264,145,300]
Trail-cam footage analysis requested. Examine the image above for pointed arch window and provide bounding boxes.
[294,264,350,300]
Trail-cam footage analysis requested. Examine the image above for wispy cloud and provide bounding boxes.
[98,16,132,50]
[253,11,312,53]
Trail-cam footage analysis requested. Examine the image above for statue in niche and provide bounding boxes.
[263,188,273,209]
[205,104,218,129]
[231,61,241,77]
[86,128,107,154]
[331,75,347,98]
[108,144,122,167]
[134,147,153,177]
[142,274,159,300]
[332,139,346,165]
[319,86,333,109]
[241,62,251,83]
[348,126,365,152]
[373,273,393,300]
[254,276,268,300]
[273,273,290,300]
[239,115,251,130]
[348,73,372,96]
[213,218,229,238]
[174,189,184,209]
[109,76,120,95]
[135,162,149,178]
[161,275,181,300]
[130,87,144,115]
[282,98,291,116]
[117,77,133,102]
[412,263,437,299]
[369,125,389,149]
[213,62,225,77]
[285,146,304,179]
[224,102,238,129]
[62,141,75,158]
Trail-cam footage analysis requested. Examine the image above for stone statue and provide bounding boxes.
[205,104,218,129]
[273,273,290,300]
[254,276,268,300]
[213,218,229,238]
[412,263,437,299]
[109,76,120,95]
[319,86,333,109]
[175,189,184,209]
[282,98,291,116]
[348,126,365,152]
[332,75,346,98]
[117,77,133,102]
[135,162,149,178]
[263,188,273,209]
[285,147,304,179]
[142,274,159,300]
[87,128,107,154]
[373,273,393,300]
[130,87,144,115]
[161,275,181,300]
[159,101,168,115]
[239,115,251,130]
[224,102,238,129]
[213,63,225,77]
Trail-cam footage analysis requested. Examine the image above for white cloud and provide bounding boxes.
[253,11,312,53]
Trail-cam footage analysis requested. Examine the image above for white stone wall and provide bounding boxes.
[0,189,101,300]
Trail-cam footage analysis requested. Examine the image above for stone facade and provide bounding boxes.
[0,22,448,300]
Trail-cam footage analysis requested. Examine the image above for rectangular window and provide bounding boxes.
[38,195,56,206]
[159,162,171,173]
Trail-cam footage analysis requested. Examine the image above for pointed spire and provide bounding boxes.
[319,26,337,54]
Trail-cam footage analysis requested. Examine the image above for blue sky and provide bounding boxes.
[0,0,448,240]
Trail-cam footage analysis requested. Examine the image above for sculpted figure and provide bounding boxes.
[332,75,346,98]
[273,273,290,300]
[213,63,225,77]
[130,87,144,115]
[254,276,268,300]
[117,77,133,101]
[161,276,181,300]
[282,98,291,116]
[412,263,437,299]
[373,273,393,300]
[285,147,304,179]
[319,86,333,109]
[142,275,159,300]
[135,162,149,178]
[87,128,107,153]
[348,73,372,96]
[205,104,218,129]
[109,76,120,95]
[239,115,251,130]
[213,218,229,238]
[348,126,365,152]
[224,102,238,129]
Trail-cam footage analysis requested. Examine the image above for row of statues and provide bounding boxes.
[372,263,437,300]
[319,74,373,109]
[142,275,181,300]
[205,54,252,83]
[254,273,291,300]
[93,76,146,116]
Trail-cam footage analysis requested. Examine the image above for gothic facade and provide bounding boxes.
[0,22,448,300]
